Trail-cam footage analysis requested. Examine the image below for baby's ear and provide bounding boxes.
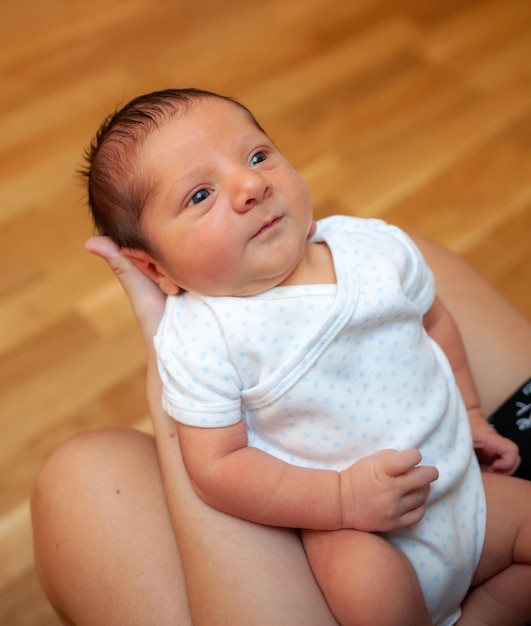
[121,248,181,295]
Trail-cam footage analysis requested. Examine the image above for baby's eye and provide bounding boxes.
[188,188,211,206]
[250,151,267,166]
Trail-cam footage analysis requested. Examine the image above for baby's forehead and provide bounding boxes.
[137,97,268,175]
[148,97,264,148]
[185,96,259,128]
[161,95,245,120]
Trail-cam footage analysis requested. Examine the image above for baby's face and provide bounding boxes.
[139,98,314,296]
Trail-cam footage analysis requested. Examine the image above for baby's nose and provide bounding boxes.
[232,170,271,212]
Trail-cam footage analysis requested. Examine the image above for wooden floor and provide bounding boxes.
[1,0,531,622]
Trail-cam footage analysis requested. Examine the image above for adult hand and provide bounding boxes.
[85,236,167,349]
[85,235,174,438]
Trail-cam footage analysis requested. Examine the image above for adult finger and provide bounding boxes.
[85,236,166,342]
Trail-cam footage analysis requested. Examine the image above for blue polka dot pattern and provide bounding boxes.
[154,216,486,626]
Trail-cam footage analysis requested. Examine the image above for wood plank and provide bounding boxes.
[381,135,531,251]
[1,0,530,621]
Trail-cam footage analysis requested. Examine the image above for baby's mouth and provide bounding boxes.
[253,216,282,238]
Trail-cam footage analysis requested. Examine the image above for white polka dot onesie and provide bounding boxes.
[155,215,486,625]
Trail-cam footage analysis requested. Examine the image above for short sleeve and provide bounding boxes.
[386,224,435,315]
[363,219,435,315]
[316,216,435,314]
[154,293,242,427]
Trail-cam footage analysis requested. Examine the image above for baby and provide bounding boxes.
[83,88,531,626]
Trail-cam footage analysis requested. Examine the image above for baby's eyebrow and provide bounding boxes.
[174,161,206,180]
[240,125,271,144]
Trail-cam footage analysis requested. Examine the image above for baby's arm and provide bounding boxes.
[424,296,520,474]
[177,420,438,532]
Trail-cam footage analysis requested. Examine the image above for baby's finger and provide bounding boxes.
[392,464,439,501]
[379,448,422,477]
[400,485,431,514]
[491,451,521,475]
[395,502,427,530]
[411,463,439,487]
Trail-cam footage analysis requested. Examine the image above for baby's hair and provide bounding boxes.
[81,88,265,254]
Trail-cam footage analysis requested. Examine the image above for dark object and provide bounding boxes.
[489,378,531,481]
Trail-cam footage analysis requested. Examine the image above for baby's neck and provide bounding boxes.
[185,243,336,298]
[279,241,336,287]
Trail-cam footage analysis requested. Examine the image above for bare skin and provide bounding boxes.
[31,234,531,625]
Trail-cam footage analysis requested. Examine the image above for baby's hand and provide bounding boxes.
[339,449,438,532]
[472,422,521,475]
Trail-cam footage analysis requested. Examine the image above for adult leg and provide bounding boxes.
[458,472,531,625]
[31,428,190,625]
[303,529,432,626]
[413,235,531,416]
[32,428,338,626]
